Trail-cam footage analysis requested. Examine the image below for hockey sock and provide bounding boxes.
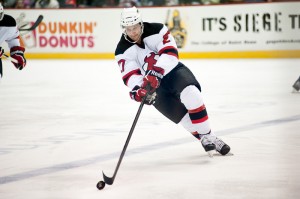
[191,131,201,140]
[188,104,208,124]
[191,130,215,140]
[179,113,217,142]
[180,85,211,135]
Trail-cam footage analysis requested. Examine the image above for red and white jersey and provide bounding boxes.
[0,14,21,49]
[115,22,179,89]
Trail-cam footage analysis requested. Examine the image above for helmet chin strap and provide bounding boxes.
[123,23,144,44]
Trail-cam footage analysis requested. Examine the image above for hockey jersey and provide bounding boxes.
[0,14,21,49]
[115,22,179,90]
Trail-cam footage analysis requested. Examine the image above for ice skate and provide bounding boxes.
[200,134,216,157]
[292,76,300,93]
[214,137,231,155]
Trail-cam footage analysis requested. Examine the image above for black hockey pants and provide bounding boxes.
[153,62,202,124]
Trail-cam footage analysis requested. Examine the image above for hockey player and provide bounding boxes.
[0,3,26,78]
[115,7,230,157]
[292,76,300,92]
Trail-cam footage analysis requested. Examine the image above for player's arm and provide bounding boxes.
[141,25,179,92]
[116,54,155,105]
[6,24,26,70]
[116,54,143,90]
[155,25,179,76]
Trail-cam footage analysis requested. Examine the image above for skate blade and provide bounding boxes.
[207,151,214,158]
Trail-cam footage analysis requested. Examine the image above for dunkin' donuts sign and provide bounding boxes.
[22,21,96,49]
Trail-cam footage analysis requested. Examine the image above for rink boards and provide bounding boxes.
[5,2,300,59]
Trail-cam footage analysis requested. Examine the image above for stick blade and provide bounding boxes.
[19,15,44,31]
[30,15,43,29]
[102,171,114,185]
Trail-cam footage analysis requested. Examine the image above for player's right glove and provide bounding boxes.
[129,85,157,105]
[0,47,4,58]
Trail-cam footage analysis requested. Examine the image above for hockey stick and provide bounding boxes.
[165,9,170,27]
[19,15,43,31]
[101,91,150,186]
[3,54,18,63]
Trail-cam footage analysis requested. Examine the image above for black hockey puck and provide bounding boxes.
[96,181,106,190]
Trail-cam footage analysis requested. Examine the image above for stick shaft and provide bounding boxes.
[102,93,149,185]
[3,54,18,63]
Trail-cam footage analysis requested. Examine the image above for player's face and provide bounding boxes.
[125,24,142,42]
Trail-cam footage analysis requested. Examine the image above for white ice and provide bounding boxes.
[0,59,299,199]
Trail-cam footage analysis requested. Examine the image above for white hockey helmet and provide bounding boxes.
[120,6,142,28]
[0,3,4,21]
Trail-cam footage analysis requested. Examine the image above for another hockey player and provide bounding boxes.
[115,7,230,157]
[292,76,300,92]
[0,3,26,78]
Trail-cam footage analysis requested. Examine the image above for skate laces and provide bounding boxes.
[201,134,216,146]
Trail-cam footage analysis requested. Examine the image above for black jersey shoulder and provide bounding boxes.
[142,22,164,38]
[0,15,17,27]
[115,35,135,56]
[115,22,164,56]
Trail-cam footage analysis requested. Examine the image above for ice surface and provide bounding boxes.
[0,59,299,199]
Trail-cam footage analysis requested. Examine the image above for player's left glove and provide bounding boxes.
[130,85,157,105]
[10,46,26,70]
[0,47,4,58]
[142,67,164,91]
